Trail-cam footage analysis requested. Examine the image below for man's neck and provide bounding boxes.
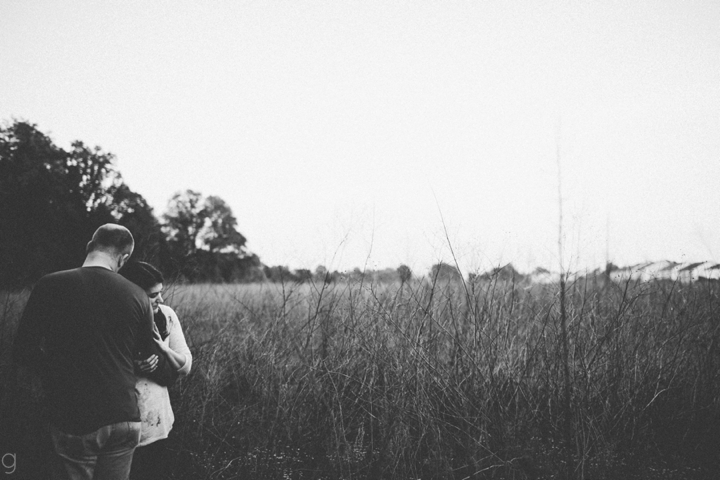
[82,252,117,272]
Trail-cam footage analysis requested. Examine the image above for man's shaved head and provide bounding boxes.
[86,224,134,256]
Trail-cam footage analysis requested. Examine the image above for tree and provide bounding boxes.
[162,190,206,261]
[200,196,247,254]
[0,121,72,286]
[490,263,524,282]
[479,263,524,282]
[314,265,334,284]
[161,189,256,282]
[397,264,412,284]
[103,181,162,261]
[0,120,158,287]
[295,269,313,283]
[347,268,365,283]
[264,265,297,283]
[429,262,462,282]
[64,140,161,262]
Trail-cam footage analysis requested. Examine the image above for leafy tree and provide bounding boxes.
[295,269,313,283]
[64,140,161,261]
[233,253,266,282]
[161,189,256,282]
[103,181,163,262]
[201,196,247,254]
[429,262,462,282]
[0,120,263,287]
[192,250,265,283]
[0,121,71,286]
[0,120,158,287]
[264,265,300,283]
[314,265,335,284]
[496,263,523,282]
[397,264,412,284]
[480,263,524,282]
[344,268,365,283]
[162,189,206,260]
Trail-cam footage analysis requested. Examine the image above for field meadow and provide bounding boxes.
[2,275,720,479]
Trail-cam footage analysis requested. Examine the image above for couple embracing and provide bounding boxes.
[13,224,192,480]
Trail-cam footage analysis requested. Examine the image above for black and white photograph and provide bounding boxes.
[1,1,719,478]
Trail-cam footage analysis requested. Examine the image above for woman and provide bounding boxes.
[120,261,192,480]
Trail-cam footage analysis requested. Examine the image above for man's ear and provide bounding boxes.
[118,253,130,270]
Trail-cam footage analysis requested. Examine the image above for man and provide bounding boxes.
[13,224,158,480]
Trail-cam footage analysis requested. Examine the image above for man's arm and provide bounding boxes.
[12,281,50,373]
[138,350,178,387]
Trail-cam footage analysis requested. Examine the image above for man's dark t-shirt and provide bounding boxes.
[13,267,156,435]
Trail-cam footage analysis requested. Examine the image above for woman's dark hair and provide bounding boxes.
[119,261,164,290]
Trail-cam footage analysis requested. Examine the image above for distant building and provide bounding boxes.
[609,263,649,282]
[676,262,707,283]
[675,261,720,282]
[699,263,720,281]
[603,260,719,284]
[512,260,719,286]
[638,260,678,281]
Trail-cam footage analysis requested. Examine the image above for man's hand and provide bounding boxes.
[135,354,159,373]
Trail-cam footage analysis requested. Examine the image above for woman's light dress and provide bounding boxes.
[136,304,192,446]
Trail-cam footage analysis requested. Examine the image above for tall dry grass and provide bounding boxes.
[2,276,720,479]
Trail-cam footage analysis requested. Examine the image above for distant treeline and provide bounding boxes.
[263,264,415,285]
[263,263,529,285]
[0,120,262,288]
[0,119,572,289]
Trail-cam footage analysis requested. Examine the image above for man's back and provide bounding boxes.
[13,266,154,435]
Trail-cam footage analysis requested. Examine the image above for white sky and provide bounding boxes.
[2,0,718,275]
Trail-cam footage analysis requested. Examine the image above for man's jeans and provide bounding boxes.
[50,421,142,480]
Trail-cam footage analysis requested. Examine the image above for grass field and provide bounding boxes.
[2,275,720,479]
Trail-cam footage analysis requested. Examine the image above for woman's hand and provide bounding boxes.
[150,319,187,371]
[152,321,168,352]
[135,354,159,373]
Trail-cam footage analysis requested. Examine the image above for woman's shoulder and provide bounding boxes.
[158,304,178,321]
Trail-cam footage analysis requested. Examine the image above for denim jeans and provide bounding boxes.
[50,421,142,480]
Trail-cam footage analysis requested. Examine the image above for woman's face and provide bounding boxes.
[146,283,164,313]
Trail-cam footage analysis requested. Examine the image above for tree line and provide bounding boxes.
[0,120,262,288]
[1,120,472,288]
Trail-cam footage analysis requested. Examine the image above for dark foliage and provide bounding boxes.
[160,189,263,283]
[0,120,160,287]
[429,262,462,282]
[0,120,261,287]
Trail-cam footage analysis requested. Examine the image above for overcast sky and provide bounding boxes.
[2,0,718,275]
